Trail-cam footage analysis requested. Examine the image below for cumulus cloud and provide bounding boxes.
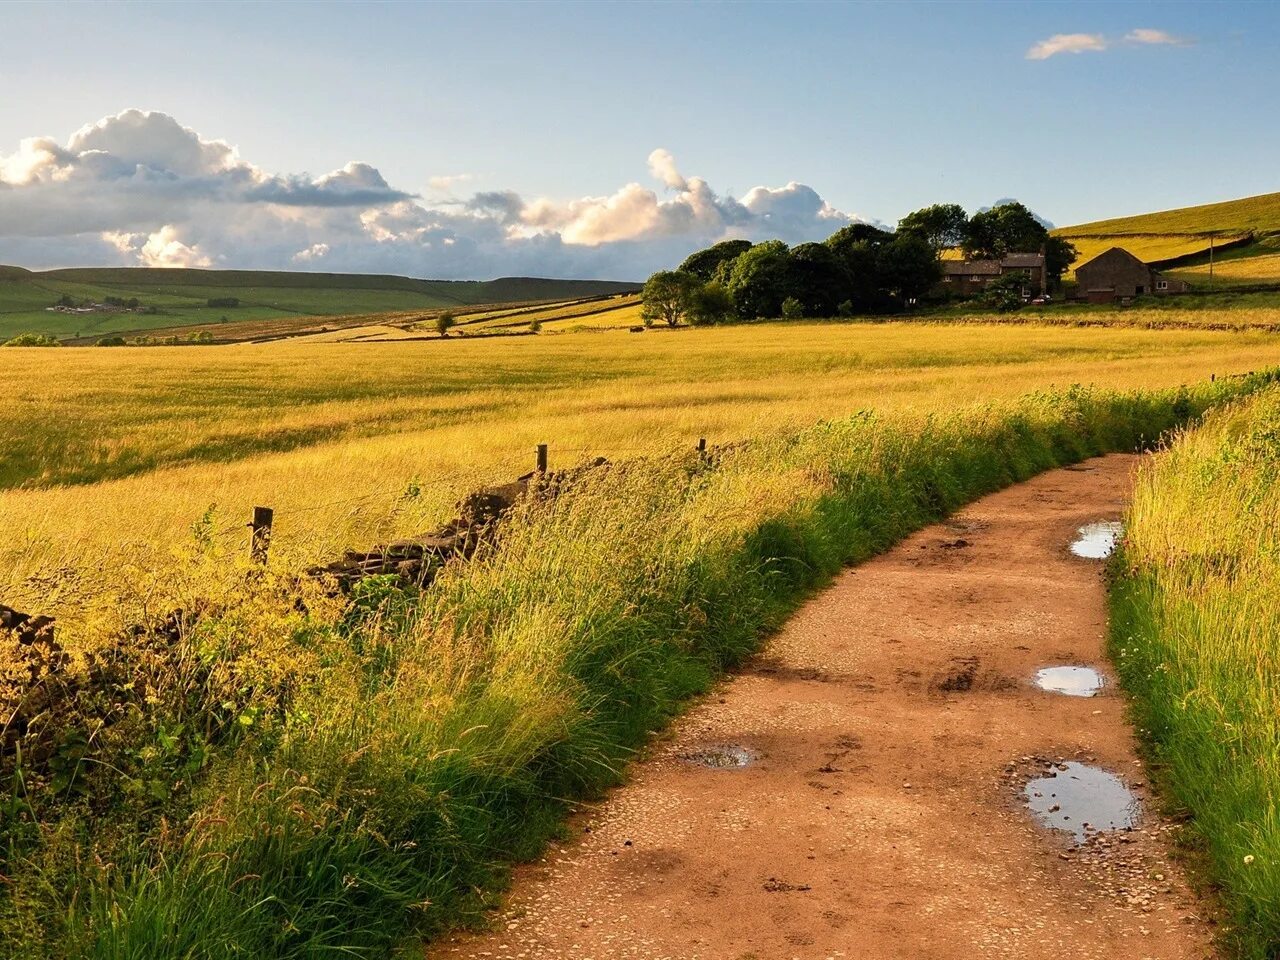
[1126,28,1190,46]
[0,109,865,279]
[1026,33,1108,60]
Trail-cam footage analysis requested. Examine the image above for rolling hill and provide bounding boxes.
[1055,191,1280,286]
[0,265,639,341]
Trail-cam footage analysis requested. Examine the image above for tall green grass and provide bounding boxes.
[4,374,1273,958]
[1111,385,1280,959]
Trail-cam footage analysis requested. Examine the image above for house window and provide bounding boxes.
[1156,280,1168,291]
[943,275,953,283]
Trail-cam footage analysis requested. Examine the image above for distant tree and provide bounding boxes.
[724,241,796,318]
[56,294,75,307]
[789,242,850,316]
[3,333,59,347]
[963,202,1047,259]
[780,296,805,320]
[679,239,753,283]
[188,330,215,343]
[897,203,969,252]
[436,312,456,336]
[529,319,543,333]
[877,235,943,302]
[1045,236,1079,283]
[836,300,855,317]
[207,297,240,308]
[95,335,127,347]
[825,223,894,259]
[641,270,699,327]
[685,281,735,326]
[978,273,1027,312]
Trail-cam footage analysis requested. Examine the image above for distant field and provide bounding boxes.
[1057,191,1280,238]
[1054,191,1280,286]
[0,265,637,340]
[4,318,1280,629]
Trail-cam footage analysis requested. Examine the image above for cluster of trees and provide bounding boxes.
[3,333,60,347]
[641,201,1077,325]
[206,297,240,308]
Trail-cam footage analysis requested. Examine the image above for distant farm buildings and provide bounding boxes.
[939,252,1047,297]
[1073,247,1190,304]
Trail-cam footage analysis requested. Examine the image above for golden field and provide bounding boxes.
[4,318,1280,632]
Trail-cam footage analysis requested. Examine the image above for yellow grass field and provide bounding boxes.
[4,319,1280,635]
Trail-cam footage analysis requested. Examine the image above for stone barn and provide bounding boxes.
[1074,247,1190,303]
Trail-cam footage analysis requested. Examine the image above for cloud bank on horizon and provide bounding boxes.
[0,110,860,279]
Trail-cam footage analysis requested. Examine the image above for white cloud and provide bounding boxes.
[139,225,211,268]
[1026,33,1108,60]
[1126,28,1189,46]
[0,109,869,279]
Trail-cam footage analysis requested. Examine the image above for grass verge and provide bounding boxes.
[3,373,1275,958]
[1110,385,1280,959]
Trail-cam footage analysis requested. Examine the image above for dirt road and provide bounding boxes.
[432,454,1216,960]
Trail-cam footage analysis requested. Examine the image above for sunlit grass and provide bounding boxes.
[5,322,1280,627]
[1112,387,1280,960]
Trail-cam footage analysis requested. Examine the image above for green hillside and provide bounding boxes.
[0,266,638,341]
[1055,191,1280,286]
[1058,191,1280,238]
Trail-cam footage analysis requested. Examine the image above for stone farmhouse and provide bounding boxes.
[939,252,1047,298]
[1073,247,1190,303]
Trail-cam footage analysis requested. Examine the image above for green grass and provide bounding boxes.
[3,372,1274,959]
[0,267,638,341]
[1053,191,1280,286]
[1110,386,1280,960]
[1057,191,1280,238]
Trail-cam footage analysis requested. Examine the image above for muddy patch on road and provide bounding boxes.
[1035,665,1105,697]
[1070,521,1124,559]
[680,744,757,769]
[1023,761,1140,842]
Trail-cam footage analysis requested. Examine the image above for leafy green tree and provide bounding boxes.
[897,203,969,252]
[780,296,805,320]
[877,235,942,302]
[679,239,753,283]
[641,270,699,327]
[1045,236,1079,283]
[685,281,735,326]
[788,242,850,316]
[825,222,894,259]
[436,312,456,336]
[963,201,1047,259]
[724,241,796,319]
[978,273,1027,312]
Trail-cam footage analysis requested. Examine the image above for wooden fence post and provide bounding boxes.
[249,506,273,564]
[697,437,707,458]
[536,443,548,473]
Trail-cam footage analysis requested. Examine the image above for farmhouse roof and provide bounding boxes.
[1076,246,1147,271]
[942,260,1001,276]
[1001,252,1046,268]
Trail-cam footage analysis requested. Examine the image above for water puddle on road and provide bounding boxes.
[1070,521,1124,559]
[1034,666,1105,697]
[680,745,757,769]
[1024,762,1139,842]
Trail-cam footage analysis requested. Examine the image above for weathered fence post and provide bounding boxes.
[536,443,548,473]
[697,437,707,459]
[249,506,273,564]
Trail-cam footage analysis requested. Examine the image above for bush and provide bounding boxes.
[436,313,456,337]
[207,297,240,308]
[781,296,805,319]
[3,333,59,347]
[978,274,1027,313]
[95,336,127,347]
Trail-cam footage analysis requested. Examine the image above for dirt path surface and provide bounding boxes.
[431,454,1216,960]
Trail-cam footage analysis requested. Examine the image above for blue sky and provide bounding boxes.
[1,1,1276,278]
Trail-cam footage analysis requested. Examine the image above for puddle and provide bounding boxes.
[1024,762,1139,841]
[1070,521,1124,559]
[680,745,756,769]
[1034,666,1105,697]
